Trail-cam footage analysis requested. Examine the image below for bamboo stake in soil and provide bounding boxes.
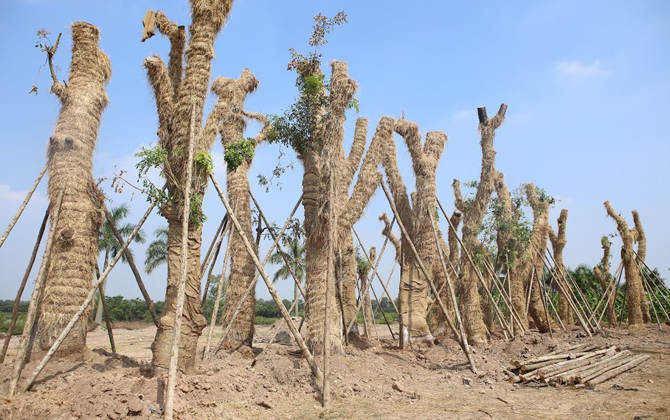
[380,180,477,373]
[352,228,400,316]
[202,225,233,359]
[8,188,64,396]
[210,173,324,383]
[164,106,196,420]
[0,163,48,250]
[210,193,305,356]
[200,218,229,307]
[102,204,160,327]
[428,209,479,347]
[437,197,515,336]
[0,207,49,364]
[94,264,116,353]
[20,200,154,394]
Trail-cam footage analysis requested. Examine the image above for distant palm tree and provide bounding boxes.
[96,203,146,324]
[269,240,305,317]
[145,225,169,275]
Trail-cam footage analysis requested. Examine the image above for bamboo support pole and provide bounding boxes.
[437,197,515,336]
[200,216,226,274]
[545,250,599,327]
[633,251,670,307]
[0,163,48,250]
[482,256,526,334]
[590,262,621,325]
[437,197,526,334]
[249,191,307,301]
[380,181,477,373]
[637,259,668,326]
[20,200,154,395]
[596,264,623,327]
[336,252,350,345]
[536,250,593,337]
[369,265,397,341]
[8,188,64,396]
[525,267,535,317]
[210,173,324,383]
[348,228,399,336]
[200,219,229,307]
[202,223,233,359]
[584,354,650,386]
[429,209,495,344]
[210,193,305,356]
[352,228,400,316]
[102,204,160,327]
[534,268,554,338]
[164,106,197,420]
[0,207,49,364]
[94,264,116,353]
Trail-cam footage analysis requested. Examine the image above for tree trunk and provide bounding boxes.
[37,22,111,356]
[605,202,645,328]
[549,210,571,325]
[151,208,206,373]
[219,161,256,345]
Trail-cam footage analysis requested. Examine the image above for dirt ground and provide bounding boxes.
[1,321,669,419]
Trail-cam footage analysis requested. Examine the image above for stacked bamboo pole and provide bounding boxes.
[509,345,650,387]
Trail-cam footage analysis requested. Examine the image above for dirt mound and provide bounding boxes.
[1,324,669,419]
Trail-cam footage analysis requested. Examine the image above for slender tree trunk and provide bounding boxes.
[37,22,111,356]
[94,251,110,325]
[550,210,571,325]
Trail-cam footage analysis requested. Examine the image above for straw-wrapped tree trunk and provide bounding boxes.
[452,104,507,345]
[428,235,455,336]
[520,184,552,332]
[493,171,527,330]
[36,22,111,355]
[604,202,645,328]
[336,116,392,336]
[549,209,571,325]
[142,1,236,373]
[631,211,651,323]
[213,70,269,346]
[380,118,447,344]
[594,236,616,326]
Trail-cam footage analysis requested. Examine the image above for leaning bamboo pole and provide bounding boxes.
[202,224,233,359]
[8,188,64,396]
[380,180,477,373]
[164,106,196,420]
[209,173,324,383]
[20,200,154,395]
[533,268,554,339]
[200,218,229,307]
[0,207,49,363]
[102,203,160,327]
[210,193,305,356]
[437,198,516,336]
[0,163,48,250]
[94,264,116,353]
[428,209,477,348]
[200,216,226,274]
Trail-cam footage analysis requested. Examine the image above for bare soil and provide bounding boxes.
[1,321,669,419]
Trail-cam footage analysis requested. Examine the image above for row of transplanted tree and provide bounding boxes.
[15,0,667,380]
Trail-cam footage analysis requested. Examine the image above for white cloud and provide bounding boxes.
[556,60,607,79]
[0,184,48,205]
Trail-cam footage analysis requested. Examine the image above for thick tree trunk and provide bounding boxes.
[594,236,616,326]
[151,209,207,373]
[37,22,111,356]
[605,202,645,328]
[219,161,256,345]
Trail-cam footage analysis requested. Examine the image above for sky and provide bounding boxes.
[1,0,669,304]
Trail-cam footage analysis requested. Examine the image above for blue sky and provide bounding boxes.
[1,0,668,303]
